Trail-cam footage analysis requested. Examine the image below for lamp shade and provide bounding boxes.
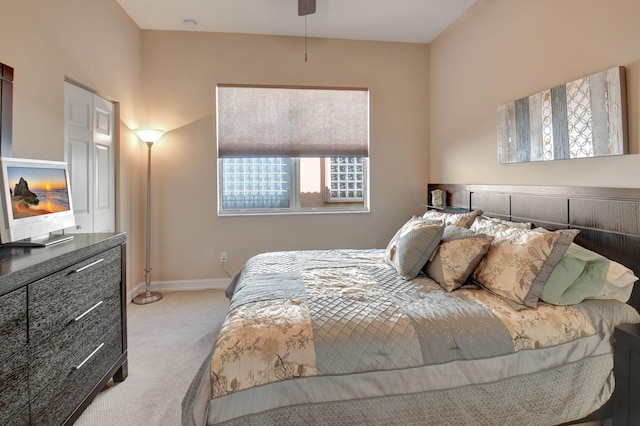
[134,128,165,144]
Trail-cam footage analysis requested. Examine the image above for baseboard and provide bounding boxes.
[127,278,231,304]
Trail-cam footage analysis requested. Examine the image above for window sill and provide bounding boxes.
[218,208,370,217]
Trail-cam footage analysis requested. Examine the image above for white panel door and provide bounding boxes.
[92,94,115,232]
[64,82,115,233]
[65,82,93,233]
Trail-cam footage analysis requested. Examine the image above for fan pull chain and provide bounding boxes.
[304,16,308,62]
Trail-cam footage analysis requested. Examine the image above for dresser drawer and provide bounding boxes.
[29,246,122,345]
[0,349,29,426]
[2,407,29,426]
[0,287,29,426]
[29,290,121,398]
[0,287,27,360]
[30,324,123,426]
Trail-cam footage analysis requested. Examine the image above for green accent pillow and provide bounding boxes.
[540,243,610,305]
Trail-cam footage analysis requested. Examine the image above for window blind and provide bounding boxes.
[217,85,369,158]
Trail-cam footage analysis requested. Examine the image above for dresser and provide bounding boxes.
[614,323,640,425]
[0,233,127,425]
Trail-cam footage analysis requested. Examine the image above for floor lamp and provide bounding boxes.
[133,128,165,305]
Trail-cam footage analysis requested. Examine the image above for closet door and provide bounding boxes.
[64,82,115,233]
[92,94,115,232]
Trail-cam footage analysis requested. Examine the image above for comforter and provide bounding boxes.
[197,249,640,425]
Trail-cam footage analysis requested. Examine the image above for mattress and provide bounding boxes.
[183,249,640,425]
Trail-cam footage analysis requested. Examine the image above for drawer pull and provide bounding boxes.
[74,300,103,322]
[73,343,105,370]
[72,258,104,274]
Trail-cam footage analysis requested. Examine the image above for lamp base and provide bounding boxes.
[132,291,163,305]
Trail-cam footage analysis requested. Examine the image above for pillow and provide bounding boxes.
[472,227,579,309]
[470,215,532,236]
[385,217,444,280]
[422,209,482,228]
[426,225,494,292]
[590,259,639,303]
[539,243,610,305]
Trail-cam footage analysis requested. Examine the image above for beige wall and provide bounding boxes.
[0,0,146,291]
[429,0,640,187]
[4,1,637,289]
[140,31,430,281]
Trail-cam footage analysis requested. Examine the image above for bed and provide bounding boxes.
[182,184,640,425]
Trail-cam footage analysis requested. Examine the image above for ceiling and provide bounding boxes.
[115,0,477,44]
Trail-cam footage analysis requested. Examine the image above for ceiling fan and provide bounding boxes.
[298,0,316,16]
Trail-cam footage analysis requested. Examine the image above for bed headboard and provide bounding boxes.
[427,184,640,311]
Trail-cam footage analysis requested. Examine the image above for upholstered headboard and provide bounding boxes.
[427,184,640,312]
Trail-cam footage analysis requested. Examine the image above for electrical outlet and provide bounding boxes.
[221,252,228,263]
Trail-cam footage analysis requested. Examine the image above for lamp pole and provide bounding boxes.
[133,129,165,305]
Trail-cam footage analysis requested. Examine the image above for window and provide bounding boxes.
[325,157,365,202]
[217,85,369,215]
[221,158,290,210]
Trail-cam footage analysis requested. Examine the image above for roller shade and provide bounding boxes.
[217,85,369,158]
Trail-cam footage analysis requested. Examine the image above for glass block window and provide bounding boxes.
[221,158,290,209]
[217,85,369,215]
[325,157,365,202]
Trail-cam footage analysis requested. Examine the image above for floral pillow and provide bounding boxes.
[422,209,482,228]
[471,227,579,309]
[426,225,493,292]
[385,216,444,280]
[470,215,532,236]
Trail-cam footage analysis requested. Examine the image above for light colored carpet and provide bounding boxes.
[75,289,228,426]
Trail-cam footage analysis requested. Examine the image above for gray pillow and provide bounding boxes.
[385,216,444,280]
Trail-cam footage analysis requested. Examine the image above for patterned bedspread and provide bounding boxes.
[203,249,640,425]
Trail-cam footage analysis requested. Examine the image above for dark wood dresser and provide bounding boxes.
[614,323,640,426]
[0,233,127,425]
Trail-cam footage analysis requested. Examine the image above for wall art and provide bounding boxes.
[497,66,627,163]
